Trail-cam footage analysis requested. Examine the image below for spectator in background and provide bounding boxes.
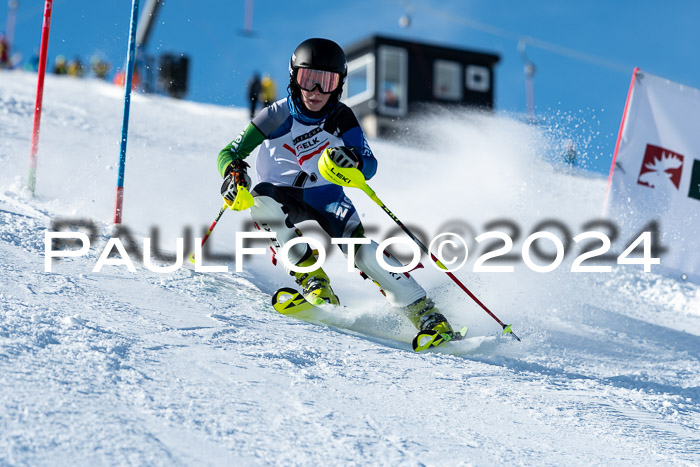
[113,68,141,90]
[0,33,9,69]
[260,73,277,107]
[247,71,261,119]
[53,55,67,75]
[67,57,84,77]
[23,52,40,72]
[91,56,110,80]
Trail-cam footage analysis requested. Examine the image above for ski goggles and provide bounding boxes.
[295,68,340,94]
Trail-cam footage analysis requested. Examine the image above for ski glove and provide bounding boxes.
[328,146,360,169]
[220,160,252,202]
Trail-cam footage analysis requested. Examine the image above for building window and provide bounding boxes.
[378,46,407,116]
[343,53,375,106]
[466,65,490,92]
[433,60,462,101]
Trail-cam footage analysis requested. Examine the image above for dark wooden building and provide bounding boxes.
[341,35,500,137]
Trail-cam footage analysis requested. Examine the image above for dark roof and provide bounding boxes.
[344,34,500,65]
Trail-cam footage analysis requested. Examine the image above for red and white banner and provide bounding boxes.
[605,69,700,282]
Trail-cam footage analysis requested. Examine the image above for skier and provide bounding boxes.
[217,38,454,337]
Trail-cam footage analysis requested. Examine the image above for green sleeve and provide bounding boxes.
[217,123,266,177]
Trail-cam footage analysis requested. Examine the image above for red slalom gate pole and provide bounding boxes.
[28,0,54,195]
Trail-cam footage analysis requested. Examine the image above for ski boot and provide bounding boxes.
[405,296,453,333]
[406,297,461,351]
[290,255,340,306]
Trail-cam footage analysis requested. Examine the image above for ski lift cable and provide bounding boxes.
[413,3,632,73]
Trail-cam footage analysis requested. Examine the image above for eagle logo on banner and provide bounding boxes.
[637,144,684,190]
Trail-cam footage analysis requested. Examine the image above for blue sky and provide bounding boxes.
[3,0,699,174]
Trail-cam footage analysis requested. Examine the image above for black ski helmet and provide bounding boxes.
[289,38,347,104]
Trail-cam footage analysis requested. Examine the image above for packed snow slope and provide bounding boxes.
[1,70,700,465]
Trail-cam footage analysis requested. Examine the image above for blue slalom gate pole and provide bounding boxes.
[113,0,140,224]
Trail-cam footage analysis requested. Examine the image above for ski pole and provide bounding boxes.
[189,186,255,263]
[318,150,520,341]
[189,203,228,264]
[368,193,519,340]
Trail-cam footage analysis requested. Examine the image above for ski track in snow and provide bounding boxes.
[1,70,700,465]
